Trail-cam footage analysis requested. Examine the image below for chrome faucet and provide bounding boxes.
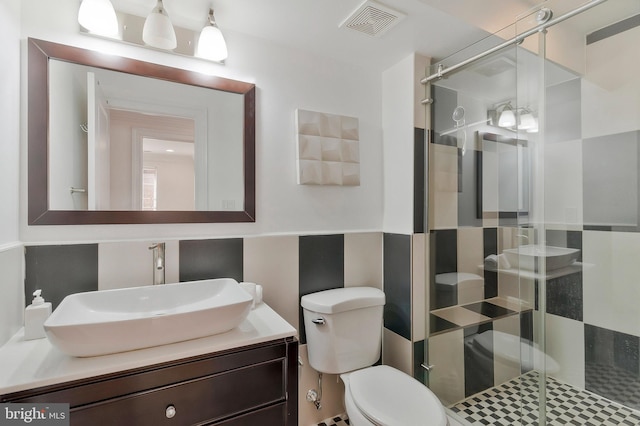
[148,242,166,285]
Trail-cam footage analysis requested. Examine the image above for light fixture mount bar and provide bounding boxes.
[78,3,227,64]
[80,11,201,59]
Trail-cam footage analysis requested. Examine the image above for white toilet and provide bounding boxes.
[301,287,448,426]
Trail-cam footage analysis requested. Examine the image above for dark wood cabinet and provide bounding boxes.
[1,338,298,426]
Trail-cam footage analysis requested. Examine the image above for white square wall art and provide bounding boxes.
[295,109,360,186]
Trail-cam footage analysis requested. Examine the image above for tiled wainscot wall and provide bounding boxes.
[23,231,427,424]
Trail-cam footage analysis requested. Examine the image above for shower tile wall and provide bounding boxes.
[426,83,531,402]
[383,233,411,340]
[425,22,640,412]
[394,123,430,380]
[414,128,427,233]
[380,231,426,378]
[543,22,640,410]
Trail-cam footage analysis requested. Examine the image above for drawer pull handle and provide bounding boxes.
[166,405,176,419]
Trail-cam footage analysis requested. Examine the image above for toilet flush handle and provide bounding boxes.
[311,318,326,325]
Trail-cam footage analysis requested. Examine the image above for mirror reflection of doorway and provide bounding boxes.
[142,166,158,211]
[87,75,198,212]
[139,137,195,211]
[105,109,197,211]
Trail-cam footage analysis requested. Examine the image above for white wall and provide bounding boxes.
[0,0,24,346]
[381,53,430,234]
[1,0,21,243]
[19,0,383,243]
[0,245,24,347]
[48,60,89,210]
[382,54,415,234]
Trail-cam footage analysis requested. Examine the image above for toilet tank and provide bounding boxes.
[301,287,385,374]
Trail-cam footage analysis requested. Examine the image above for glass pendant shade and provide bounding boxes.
[498,109,516,127]
[518,112,537,130]
[196,24,228,62]
[143,0,177,50]
[78,0,118,37]
[195,9,228,62]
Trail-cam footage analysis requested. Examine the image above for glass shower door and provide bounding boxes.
[424,32,537,419]
[423,1,640,424]
[534,1,640,424]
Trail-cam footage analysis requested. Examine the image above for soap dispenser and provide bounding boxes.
[24,289,52,340]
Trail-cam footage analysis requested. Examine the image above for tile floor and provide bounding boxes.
[316,412,466,425]
[313,371,640,425]
[450,371,640,425]
[586,363,640,411]
[317,413,349,426]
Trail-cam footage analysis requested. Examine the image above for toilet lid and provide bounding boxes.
[348,365,447,426]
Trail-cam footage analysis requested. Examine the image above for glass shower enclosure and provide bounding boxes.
[423,0,640,424]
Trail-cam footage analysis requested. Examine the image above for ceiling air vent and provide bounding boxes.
[340,0,406,38]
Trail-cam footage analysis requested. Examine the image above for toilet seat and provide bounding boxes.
[347,365,447,426]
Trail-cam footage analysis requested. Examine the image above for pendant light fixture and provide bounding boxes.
[78,0,229,63]
[497,103,516,128]
[195,8,228,62]
[488,102,539,133]
[142,0,177,50]
[78,0,119,37]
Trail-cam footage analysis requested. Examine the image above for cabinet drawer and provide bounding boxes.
[213,402,287,426]
[5,343,286,408]
[71,359,285,426]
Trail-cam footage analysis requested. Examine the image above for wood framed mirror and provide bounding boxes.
[28,38,255,225]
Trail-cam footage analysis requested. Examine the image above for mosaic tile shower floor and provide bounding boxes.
[450,371,640,425]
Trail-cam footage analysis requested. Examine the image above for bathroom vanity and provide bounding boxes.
[0,304,298,425]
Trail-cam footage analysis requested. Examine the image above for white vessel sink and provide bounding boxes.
[44,278,253,357]
[502,245,580,272]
